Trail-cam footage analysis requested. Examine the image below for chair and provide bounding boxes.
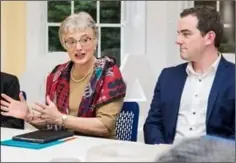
[115,102,139,142]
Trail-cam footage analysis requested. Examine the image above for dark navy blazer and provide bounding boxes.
[144,57,235,144]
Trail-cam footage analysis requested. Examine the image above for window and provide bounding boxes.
[194,1,235,53]
[47,1,122,66]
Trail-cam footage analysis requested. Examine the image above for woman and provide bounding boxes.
[0,12,126,138]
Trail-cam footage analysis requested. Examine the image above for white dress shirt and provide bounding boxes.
[174,55,221,144]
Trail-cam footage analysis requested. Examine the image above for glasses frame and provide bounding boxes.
[64,36,96,49]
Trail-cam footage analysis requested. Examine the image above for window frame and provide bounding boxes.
[26,1,147,69]
[46,1,123,59]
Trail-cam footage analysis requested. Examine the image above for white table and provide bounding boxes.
[1,127,171,162]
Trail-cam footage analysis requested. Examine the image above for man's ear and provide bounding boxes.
[205,31,216,46]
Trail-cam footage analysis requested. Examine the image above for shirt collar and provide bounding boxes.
[186,53,221,76]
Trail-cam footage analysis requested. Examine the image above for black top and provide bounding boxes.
[1,72,24,129]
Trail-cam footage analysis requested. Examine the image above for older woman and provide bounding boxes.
[0,12,126,138]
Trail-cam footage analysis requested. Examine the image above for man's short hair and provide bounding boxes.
[180,6,224,48]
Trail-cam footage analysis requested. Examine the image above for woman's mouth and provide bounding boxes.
[75,53,85,59]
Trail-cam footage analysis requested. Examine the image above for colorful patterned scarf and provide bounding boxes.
[46,56,126,118]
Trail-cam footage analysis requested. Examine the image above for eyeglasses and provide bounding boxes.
[64,36,94,49]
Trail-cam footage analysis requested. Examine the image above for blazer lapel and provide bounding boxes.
[206,57,228,123]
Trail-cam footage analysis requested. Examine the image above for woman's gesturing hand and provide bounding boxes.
[32,95,63,125]
[1,92,29,120]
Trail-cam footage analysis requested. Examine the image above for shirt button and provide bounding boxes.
[195,94,198,97]
[189,127,193,130]
[199,79,202,82]
[193,112,196,115]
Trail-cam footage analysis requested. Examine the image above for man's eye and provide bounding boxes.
[183,33,190,36]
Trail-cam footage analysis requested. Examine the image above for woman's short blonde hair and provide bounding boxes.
[58,11,98,48]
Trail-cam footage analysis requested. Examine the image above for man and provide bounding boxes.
[144,6,235,144]
[1,72,24,129]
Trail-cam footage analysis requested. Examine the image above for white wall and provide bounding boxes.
[1,5,5,70]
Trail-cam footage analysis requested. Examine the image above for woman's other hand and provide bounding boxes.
[32,95,63,125]
[1,92,29,120]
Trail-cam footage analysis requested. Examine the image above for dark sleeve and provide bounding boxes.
[1,75,24,129]
[5,75,20,100]
[143,69,166,144]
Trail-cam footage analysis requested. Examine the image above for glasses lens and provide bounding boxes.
[65,38,76,48]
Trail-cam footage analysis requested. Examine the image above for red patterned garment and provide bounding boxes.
[46,56,126,118]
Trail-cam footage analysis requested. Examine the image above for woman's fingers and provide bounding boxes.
[0,106,9,112]
[34,102,47,110]
[0,100,10,107]
[31,102,48,115]
[31,119,45,124]
[31,113,41,119]
[1,94,13,103]
[1,111,10,116]
[27,114,46,124]
[31,106,44,113]
[40,114,48,119]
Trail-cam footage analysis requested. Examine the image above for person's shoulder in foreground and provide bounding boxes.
[156,135,235,162]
